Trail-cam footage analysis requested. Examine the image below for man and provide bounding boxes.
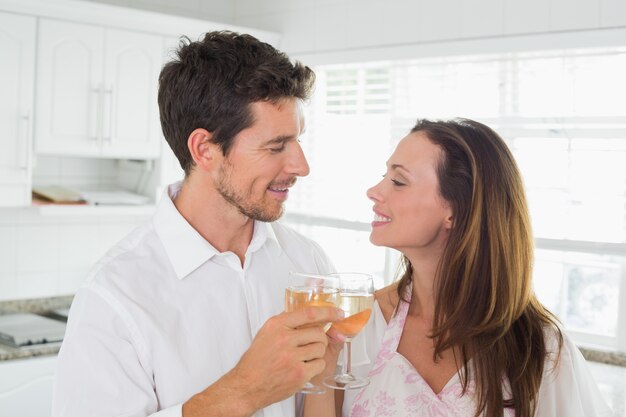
[53,31,343,417]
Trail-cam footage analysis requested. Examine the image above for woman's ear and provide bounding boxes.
[187,128,219,171]
[443,204,454,230]
[444,214,454,230]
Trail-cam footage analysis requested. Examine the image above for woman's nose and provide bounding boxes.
[366,181,383,202]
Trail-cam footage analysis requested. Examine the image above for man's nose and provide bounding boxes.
[287,142,310,177]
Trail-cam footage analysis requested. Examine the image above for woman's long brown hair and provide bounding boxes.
[396,119,562,417]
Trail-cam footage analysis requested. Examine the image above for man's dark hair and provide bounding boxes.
[158,31,316,175]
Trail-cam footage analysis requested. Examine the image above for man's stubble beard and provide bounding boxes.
[215,162,285,223]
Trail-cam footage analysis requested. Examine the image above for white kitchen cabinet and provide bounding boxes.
[0,355,57,417]
[36,19,163,159]
[0,12,36,207]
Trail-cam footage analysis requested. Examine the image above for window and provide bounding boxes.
[284,46,626,351]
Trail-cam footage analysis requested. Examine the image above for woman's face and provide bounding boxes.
[366,131,453,256]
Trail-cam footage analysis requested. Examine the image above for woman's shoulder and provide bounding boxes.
[375,282,400,324]
[541,324,584,378]
[535,327,614,416]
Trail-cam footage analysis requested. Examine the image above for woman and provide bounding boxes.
[305,119,612,417]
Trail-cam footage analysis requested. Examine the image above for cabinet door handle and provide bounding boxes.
[19,113,31,170]
[103,86,114,143]
[91,85,103,142]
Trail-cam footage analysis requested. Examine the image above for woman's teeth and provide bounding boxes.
[374,214,391,222]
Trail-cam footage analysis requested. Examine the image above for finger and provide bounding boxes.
[283,306,345,329]
[325,327,346,344]
[302,358,326,380]
[290,326,329,347]
[297,341,327,362]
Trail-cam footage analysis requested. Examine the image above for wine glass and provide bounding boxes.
[323,272,374,390]
[285,271,340,394]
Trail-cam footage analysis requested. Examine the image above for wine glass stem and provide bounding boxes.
[341,340,352,377]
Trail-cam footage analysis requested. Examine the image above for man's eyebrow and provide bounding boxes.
[263,135,295,146]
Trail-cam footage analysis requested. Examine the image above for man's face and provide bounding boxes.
[214,98,310,222]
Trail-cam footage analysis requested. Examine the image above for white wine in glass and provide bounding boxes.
[323,272,374,390]
[285,272,339,394]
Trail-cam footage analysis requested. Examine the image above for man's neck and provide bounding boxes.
[173,177,254,266]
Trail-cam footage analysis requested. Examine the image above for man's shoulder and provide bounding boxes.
[85,220,161,288]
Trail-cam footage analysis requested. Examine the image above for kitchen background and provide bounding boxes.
[1,0,625,415]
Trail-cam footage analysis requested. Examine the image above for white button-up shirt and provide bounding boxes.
[53,182,335,417]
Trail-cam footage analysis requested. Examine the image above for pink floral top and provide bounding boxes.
[348,285,515,417]
[344,284,613,417]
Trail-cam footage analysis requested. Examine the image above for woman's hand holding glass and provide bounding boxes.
[323,272,375,390]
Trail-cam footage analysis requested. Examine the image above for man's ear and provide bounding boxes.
[188,128,220,171]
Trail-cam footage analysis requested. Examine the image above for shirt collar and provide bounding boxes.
[248,219,280,254]
[154,182,280,280]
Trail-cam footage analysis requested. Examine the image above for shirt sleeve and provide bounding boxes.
[52,284,182,417]
[535,331,615,417]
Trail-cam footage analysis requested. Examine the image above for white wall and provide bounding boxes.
[233,0,626,59]
[0,209,148,300]
[77,0,626,57]
[81,0,235,24]
[80,0,626,61]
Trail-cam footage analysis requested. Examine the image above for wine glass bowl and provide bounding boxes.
[284,276,339,314]
[285,271,340,394]
[323,272,374,390]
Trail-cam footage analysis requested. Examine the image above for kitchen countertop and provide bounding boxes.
[0,295,73,316]
[0,341,61,361]
[0,296,72,361]
[580,347,626,367]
